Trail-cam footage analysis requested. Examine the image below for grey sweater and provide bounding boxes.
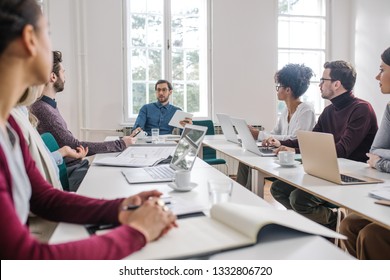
[30,96,126,166]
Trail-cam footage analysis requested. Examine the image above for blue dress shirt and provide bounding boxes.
[133,101,181,135]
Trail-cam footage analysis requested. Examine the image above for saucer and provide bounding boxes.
[275,160,300,167]
[168,182,198,192]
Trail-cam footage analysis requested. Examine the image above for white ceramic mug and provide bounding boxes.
[278,151,295,165]
[175,170,191,188]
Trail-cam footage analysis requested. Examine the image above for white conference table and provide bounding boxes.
[202,135,390,230]
[50,151,351,259]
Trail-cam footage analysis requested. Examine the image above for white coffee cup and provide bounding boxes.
[278,150,295,165]
[174,170,191,188]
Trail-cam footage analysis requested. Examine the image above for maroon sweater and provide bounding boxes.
[0,116,146,259]
[281,92,378,162]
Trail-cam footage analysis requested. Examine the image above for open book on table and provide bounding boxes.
[93,146,175,167]
[126,202,346,260]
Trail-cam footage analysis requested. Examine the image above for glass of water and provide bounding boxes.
[208,179,233,206]
[151,128,159,143]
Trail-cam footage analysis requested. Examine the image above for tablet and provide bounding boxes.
[168,110,193,128]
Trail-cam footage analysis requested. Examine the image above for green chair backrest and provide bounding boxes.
[41,132,69,191]
[192,120,216,160]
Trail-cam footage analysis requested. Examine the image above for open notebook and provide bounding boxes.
[121,124,207,183]
[125,202,345,260]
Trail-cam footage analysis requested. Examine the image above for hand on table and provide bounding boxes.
[119,191,177,242]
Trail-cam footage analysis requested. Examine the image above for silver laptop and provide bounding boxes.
[297,131,383,185]
[121,124,208,184]
[216,113,241,144]
[230,118,275,157]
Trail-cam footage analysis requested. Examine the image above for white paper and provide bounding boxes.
[93,146,175,167]
[369,186,390,200]
[168,110,193,128]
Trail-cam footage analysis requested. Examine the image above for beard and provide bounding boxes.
[53,79,65,93]
[157,95,169,103]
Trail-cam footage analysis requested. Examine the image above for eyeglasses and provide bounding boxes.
[275,85,286,91]
[156,88,169,93]
[319,78,336,84]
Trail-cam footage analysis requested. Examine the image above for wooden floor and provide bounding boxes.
[264,179,286,210]
[229,174,285,210]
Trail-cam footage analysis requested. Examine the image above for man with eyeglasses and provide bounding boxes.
[265,60,378,231]
[133,79,191,135]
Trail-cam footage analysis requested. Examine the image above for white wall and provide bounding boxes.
[353,0,390,124]
[45,0,390,141]
[212,0,278,130]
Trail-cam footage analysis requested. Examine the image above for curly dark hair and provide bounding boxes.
[275,64,314,99]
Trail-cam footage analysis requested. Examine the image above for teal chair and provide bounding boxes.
[41,132,70,191]
[192,120,228,175]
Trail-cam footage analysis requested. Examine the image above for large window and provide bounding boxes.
[124,0,209,121]
[278,0,327,115]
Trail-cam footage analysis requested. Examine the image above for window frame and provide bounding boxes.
[122,0,211,123]
[277,0,330,116]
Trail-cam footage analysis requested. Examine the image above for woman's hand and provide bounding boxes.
[263,137,281,148]
[274,145,295,154]
[119,194,177,242]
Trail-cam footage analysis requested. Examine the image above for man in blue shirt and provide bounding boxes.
[134,80,189,135]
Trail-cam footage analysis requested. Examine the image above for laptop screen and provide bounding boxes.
[216,113,240,144]
[170,124,207,171]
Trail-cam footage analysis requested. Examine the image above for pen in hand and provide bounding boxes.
[132,129,142,137]
[121,200,171,211]
[122,204,140,211]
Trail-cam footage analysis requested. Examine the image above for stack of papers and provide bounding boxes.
[369,186,390,200]
[93,146,175,167]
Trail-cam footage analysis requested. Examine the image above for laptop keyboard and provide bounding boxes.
[145,165,175,179]
[259,148,274,154]
[340,174,365,183]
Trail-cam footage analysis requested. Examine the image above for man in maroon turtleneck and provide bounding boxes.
[268,60,378,230]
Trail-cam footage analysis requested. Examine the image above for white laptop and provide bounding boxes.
[216,113,241,144]
[230,118,275,157]
[297,131,383,185]
[121,124,208,184]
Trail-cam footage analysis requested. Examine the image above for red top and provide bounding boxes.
[0,116,146,259]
